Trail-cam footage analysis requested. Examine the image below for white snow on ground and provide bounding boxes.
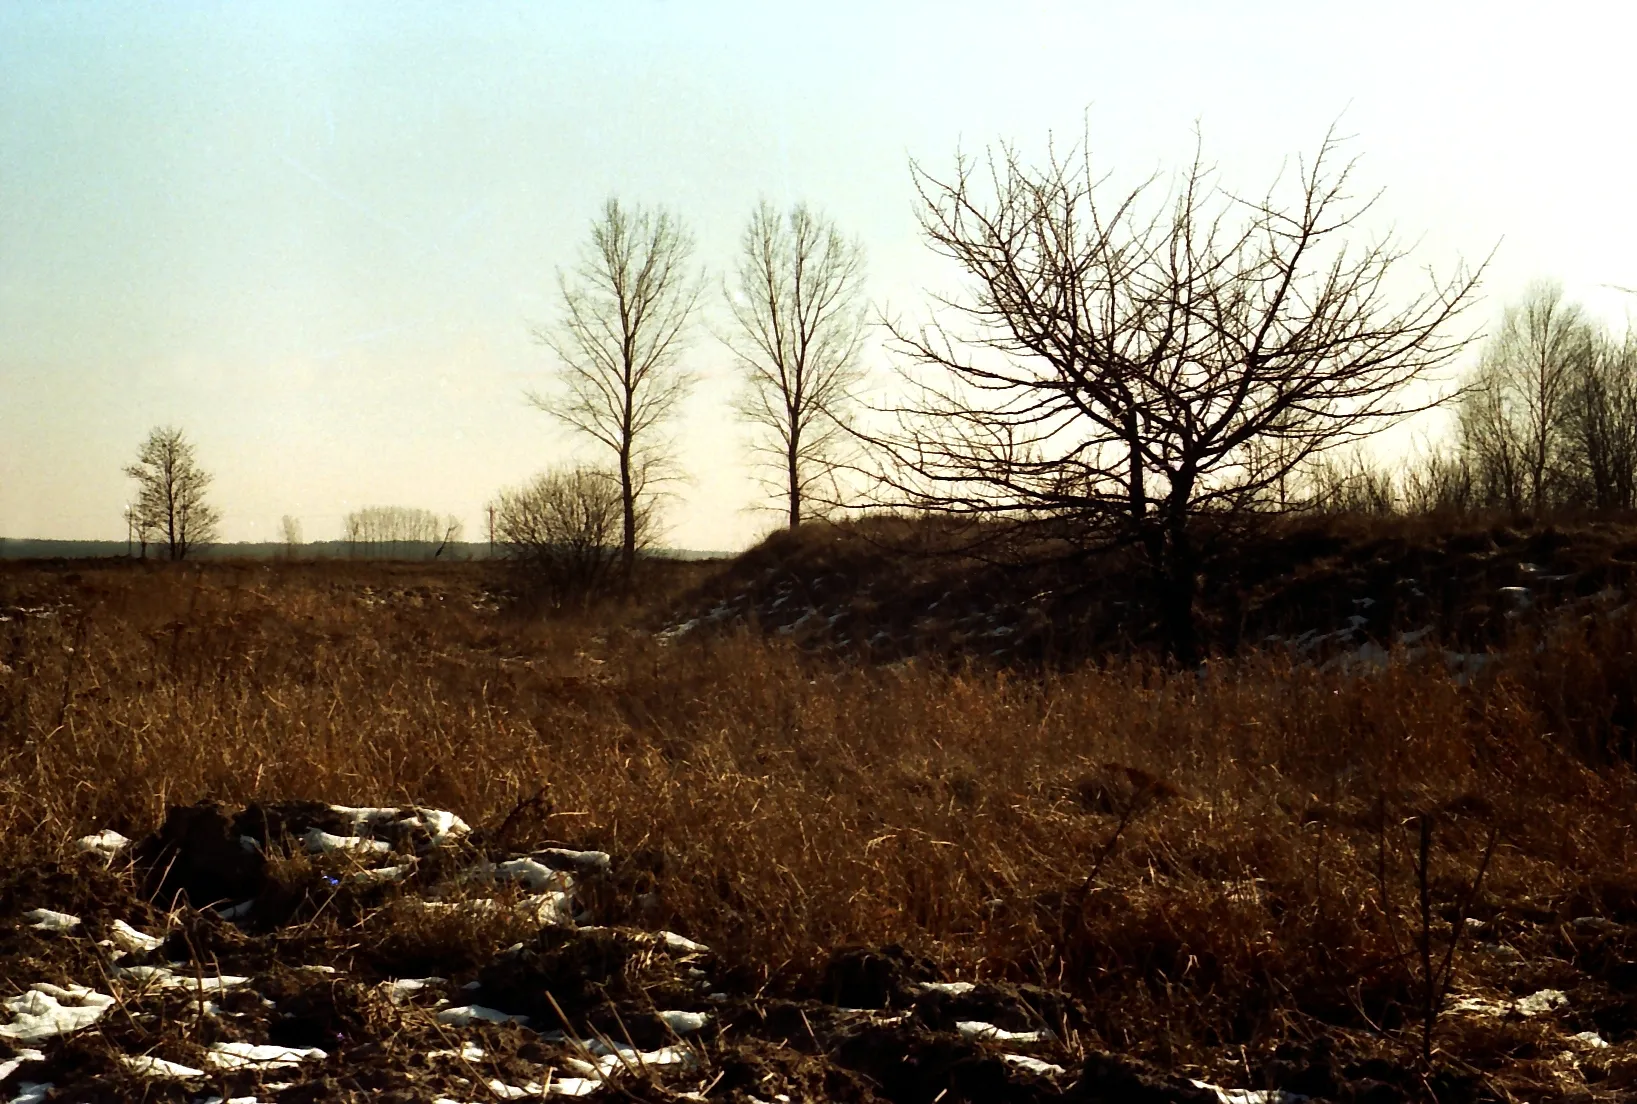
[115,966,251,993]
[1515,989,1570,1016]
[381,977,445,1003]
[1191,1083,1310,1104]
[1449,988,1569,1018]
[203,1042,328,1070]
[109,919,164,953]
[122,1054,206,1078]
[21,908,80,933]
[657,1010,710,1034]
[328,805,471,846]
[217,900,255,920]
[429,1044,687,1100]
[566,1041,696,1077]
[435,1005,529,1027]
[6,1083,50,1104]
[348,863,413,885]
[421,891,575,926]
[18,814,1110,1100]
[657,931,709,955]
[545,1077,604,1097]
[915,981,976,996]
[0,984,115,1043]
[1571,1030,1610,1048]
[480,857,574,892]
[955,1021,1054,1045]
[436,1085,601,1104]
[303,828,391,856]
[542,848,612,875]
[74,829,130,860]
[0,1048,43,1082]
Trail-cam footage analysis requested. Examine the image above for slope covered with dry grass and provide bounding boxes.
[2,550,1637,1100]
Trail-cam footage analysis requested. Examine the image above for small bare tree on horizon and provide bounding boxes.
[724,201,869,529]
[866,127,1485,659]
[530,197,703,571]
[279,515,303,559]
[125,426,220,561]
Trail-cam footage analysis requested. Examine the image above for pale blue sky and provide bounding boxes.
[3,1,1634,548]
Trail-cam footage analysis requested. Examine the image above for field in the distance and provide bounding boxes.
[4,538,1637,1103]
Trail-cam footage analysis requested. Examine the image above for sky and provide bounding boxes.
[3,0,1635,550]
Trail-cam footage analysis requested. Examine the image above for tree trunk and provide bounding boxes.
[1157,474,1201,665]
[1125,413,1145,528]
[618,447,636,573]
[788,431,802,530]
[1161,522,1201,666]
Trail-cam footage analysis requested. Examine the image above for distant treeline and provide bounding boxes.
[0,539,724,562]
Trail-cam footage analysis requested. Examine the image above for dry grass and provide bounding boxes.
[4,555,1637,1086]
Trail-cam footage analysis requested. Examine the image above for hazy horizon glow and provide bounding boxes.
[4,1,1635,549]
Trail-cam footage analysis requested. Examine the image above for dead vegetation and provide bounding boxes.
[2,542,1637,1100]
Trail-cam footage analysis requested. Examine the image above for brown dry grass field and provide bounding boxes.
[5,534,1637,1102]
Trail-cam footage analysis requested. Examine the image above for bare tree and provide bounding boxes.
[724,201,868,528]
[279,515,303,559]
[1457,282,1594,512]
[1568,328,1637,510]
[867,129,1483,658]
[1456,377,1527,512]
[1400,446,1479,516]
[492,467,630,608]
[530,197,702,571]
[125,426,221,561]
[1301,448,1398,516]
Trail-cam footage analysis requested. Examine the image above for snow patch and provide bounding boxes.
[122,1054,206,1078]
[0,1048,43,1082]
[657,1010,710,1035]
[329,804,470,846]
[204,1042,327,1070]
[1003,1054,1065,1077]
[1191,1083,1309,1104]
[0,984,115,1042]
[21,909,80,933]
[657,931,709,955]
[74,829,130,860]
[382,977,445,1003]
[304,828,391,856]
[435,1004,528,1027]
[115,965,251,993]
[1449,988,1568,1018]
[110,919,164,953]
[955,1021,1054,1045]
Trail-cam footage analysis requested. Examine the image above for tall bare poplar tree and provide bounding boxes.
[869,129,1483,659]
[531,198,702,570]
[125,426,220,561]
[724,202,868,528]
